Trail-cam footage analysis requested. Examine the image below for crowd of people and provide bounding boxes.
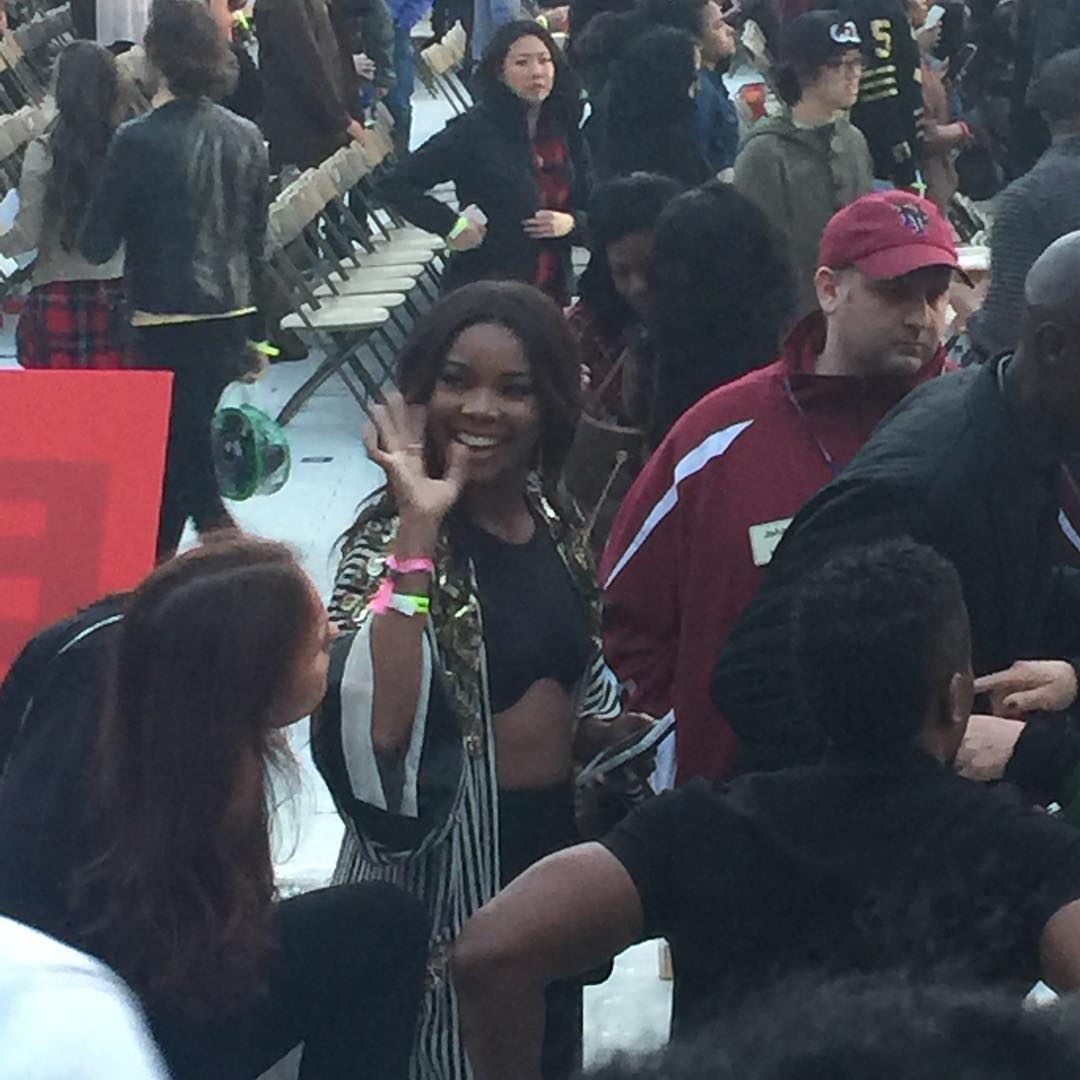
[9,0,1080,1075]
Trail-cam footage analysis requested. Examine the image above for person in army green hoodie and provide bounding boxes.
[735,11,874,317]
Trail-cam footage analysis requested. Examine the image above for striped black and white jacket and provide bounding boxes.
[314,489,621,1080]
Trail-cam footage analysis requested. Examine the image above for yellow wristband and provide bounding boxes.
[447,216,469,242]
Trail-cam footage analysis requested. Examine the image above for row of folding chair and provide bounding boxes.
[266,118,457,426]
[0,3,74,109]
[416,20,472,117]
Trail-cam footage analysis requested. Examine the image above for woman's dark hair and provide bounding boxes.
[792,537,969,754]
[577,172,684,338]
[45,42,119,253]
[348,281,582,538]
[605,27,706,182]
[73,537,317,1016]
[145,0,236,99]
[649,181,795,439]
[474,19,582,122]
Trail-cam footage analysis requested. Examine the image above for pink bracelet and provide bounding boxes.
[387,554,435,576]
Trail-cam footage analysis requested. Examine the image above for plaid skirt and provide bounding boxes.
[16,279,140,369]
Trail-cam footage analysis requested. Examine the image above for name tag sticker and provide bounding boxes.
[748,518,794,567]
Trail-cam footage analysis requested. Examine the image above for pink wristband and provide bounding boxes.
[387,554,434,576]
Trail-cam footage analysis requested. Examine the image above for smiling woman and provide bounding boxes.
[314,281,644,1079]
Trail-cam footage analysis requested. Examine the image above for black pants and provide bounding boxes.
[138,319,248,558]
[499,783,583,1080]
[147,884,429,1080]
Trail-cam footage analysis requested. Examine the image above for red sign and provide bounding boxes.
[0,370,172,676]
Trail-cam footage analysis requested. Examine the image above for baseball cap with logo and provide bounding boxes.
[781,10,862,69]
[818,190,971,283]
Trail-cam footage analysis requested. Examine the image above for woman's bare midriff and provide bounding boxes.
[493,678,576,790]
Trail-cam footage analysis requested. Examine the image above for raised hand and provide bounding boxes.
[973,659,1079,718]
[363,392,468,523]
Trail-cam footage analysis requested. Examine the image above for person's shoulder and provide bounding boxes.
[739,115,791,148]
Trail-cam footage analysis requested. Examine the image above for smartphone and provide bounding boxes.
[951,41,977,79]
[924,4,946,28]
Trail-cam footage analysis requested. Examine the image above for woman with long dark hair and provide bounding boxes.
[314,281,645,1079]
[378,21,592,303]
[0,537,427,1079]
[0,43,136,369]
[649,181,796,439]
[81,0,269,559]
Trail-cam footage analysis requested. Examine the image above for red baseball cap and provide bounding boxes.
[818,190,969,282]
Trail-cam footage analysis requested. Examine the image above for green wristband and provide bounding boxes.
[447,216,469,242]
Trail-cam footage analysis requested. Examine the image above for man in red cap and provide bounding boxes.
[714,224,1080,779]
[601,189,960,786]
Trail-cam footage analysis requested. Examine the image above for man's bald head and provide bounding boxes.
[1024,231,1080,316]
[1015,231,1080,459]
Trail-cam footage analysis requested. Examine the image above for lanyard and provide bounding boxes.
[783,375,841,478]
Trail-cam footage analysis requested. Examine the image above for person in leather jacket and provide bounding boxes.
[81,0,269,557]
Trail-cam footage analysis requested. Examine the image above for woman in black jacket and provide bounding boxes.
[378,19,592,303]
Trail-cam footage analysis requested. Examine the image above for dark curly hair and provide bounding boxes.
[604,27,707,182]
[648,180,795,439]
[45,42,119,253]
[792,537,970,753]
[577,172,685,339]
[145,0,236,99]
[587,975,1080,1079]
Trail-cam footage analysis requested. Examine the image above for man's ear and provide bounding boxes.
[945,669,974,732]
[1033,321,1070,370]
[815,265,842,314]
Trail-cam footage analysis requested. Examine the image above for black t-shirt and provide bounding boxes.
[454,514,591,715]
[602,748,1080,1033]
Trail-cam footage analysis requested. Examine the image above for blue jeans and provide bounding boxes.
[386,23,415,151]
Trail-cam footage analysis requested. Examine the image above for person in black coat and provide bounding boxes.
[377,19,592,302]
[599,25,711,184]
[712,231,1080,788]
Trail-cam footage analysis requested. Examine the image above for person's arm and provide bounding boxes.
[0,139,47,256]
[600,437,685,718]
[1041,899,1080,991]
[365,0,397,91]
[453,843,644,1080]
[376,119,470,239]
[246,134,271,313]
[361,393,466,755]
[79,128,134,265]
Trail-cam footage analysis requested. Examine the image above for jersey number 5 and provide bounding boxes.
[870,18,892,59]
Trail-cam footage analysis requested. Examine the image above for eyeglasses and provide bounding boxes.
[825,56,865,73]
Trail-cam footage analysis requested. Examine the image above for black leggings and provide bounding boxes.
[138,319,248,558]
[146,883,429,1080]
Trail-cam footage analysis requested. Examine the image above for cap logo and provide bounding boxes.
[829,20,861,45]
[895,202,930,234]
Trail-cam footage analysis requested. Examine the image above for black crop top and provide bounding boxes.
[454,513,592,714]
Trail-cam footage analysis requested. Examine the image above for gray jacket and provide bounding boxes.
[734,112,874,317]
[970,136,1080,360]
